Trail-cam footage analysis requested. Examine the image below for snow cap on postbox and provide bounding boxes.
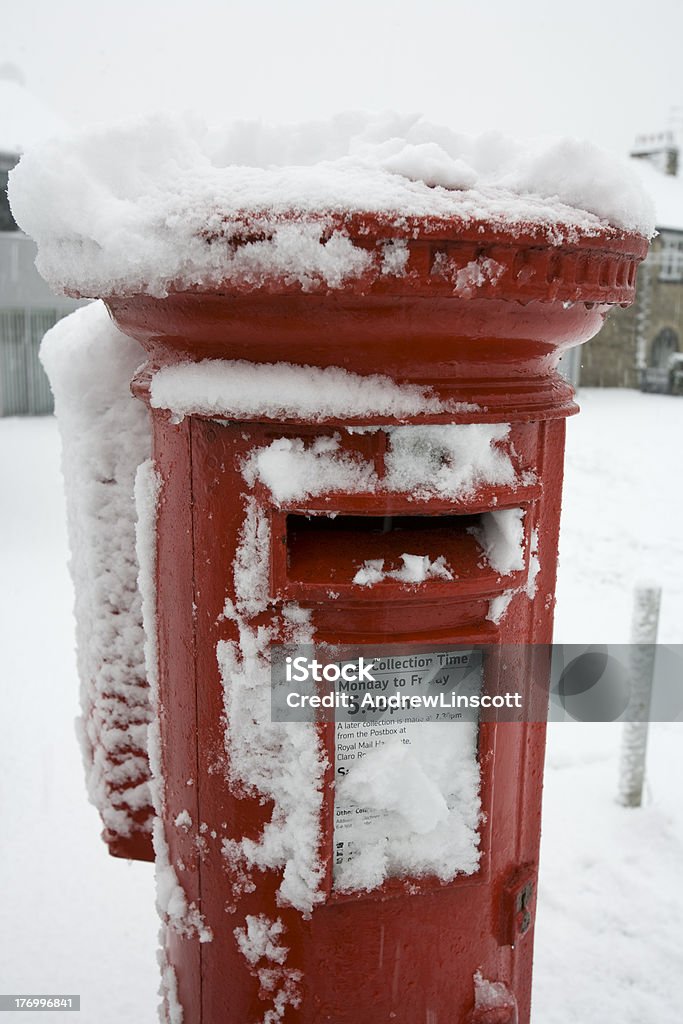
[8,112,654,301]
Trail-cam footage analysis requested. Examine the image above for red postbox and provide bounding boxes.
[96,212,646,1024]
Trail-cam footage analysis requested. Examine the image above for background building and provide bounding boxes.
[580,134,683,391]
[1,64,82,416]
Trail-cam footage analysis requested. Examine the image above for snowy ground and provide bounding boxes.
[0,417,158,1022]
[0,388,681,1023]
[535,388,683,1024]
[554,389,683,646]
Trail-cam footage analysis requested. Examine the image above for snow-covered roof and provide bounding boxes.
[8,112,654,298]
[0,68,65,156]
[630,157,683,233]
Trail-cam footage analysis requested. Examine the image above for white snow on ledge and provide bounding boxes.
[150,360,477,422]
[353,554,453,585]
[243,425,522,505]
[8,111,653,298]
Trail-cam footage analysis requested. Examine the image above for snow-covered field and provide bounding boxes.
[535,388,683,1024]
[0,388,681,1023]
[554,389,683,646]
[0,415,158,1021]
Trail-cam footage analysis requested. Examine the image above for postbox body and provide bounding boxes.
[106,219,646,1024]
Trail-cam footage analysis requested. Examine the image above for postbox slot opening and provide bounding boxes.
[285,512,523,586]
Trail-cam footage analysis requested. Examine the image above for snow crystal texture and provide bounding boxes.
[40,301,154,842]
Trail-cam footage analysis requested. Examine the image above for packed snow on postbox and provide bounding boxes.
[40,301,155,846]
[8,111,654,298]
[149,359,479,423]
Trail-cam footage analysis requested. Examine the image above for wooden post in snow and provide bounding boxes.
[617,585,661,807]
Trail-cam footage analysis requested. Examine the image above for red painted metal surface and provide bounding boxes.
[105,828,155,862]
[105,215,646,1023]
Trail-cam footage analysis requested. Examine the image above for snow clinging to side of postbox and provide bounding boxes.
[135,457,214,953]
[39,301,155,851]
[232,914,303,1021]
[217,498,328,914]
[8,112,654,299]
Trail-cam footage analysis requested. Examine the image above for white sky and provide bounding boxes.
[4,0,683,157]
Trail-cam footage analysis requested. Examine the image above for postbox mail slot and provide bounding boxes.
[283,511,528,596]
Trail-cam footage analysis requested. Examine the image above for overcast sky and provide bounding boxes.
[4,0,683,157]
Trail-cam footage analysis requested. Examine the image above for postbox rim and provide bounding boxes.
[197,208,648,249]
[103,214,649,426]
[71,212,648,303]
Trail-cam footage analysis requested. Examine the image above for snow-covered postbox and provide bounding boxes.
[10,120,650,1024]
[111,222,646,1024]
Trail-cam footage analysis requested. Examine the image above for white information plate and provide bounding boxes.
[332,648,482,880]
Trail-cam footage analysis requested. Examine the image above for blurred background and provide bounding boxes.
[1,3,682,1022]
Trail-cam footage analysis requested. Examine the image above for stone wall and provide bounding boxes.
[580,235,683,388]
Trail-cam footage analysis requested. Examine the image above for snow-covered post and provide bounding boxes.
[8,115,652,1024]
[618,584,661,807]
